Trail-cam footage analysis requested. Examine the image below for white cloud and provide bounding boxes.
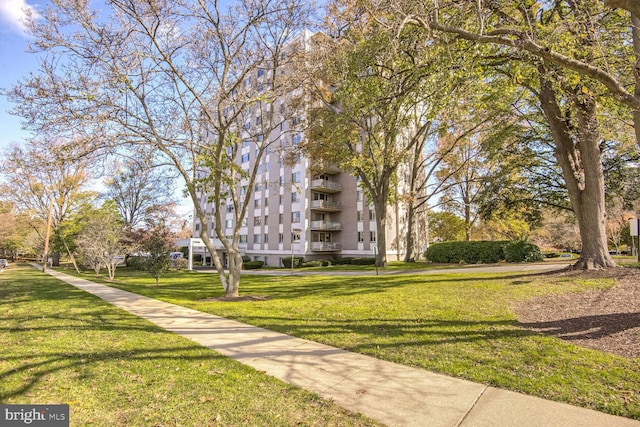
[0,0,39,35]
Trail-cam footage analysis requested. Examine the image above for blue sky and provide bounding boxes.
[0,0,41,152]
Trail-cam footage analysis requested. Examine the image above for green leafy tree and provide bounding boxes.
[142,224,174,287]
[306,20,457,266]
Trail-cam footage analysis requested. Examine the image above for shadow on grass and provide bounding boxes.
[0,345,225,400]
[519,312,640,341]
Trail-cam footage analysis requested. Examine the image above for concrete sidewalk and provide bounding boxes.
[41,267,639,427]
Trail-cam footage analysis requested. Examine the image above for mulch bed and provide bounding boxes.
[514,267,640,359]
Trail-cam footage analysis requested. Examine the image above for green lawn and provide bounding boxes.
[0,265,380,426]
[70,264,640,420]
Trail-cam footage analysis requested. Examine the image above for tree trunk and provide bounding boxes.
[538,72,616,269]
[374,197,388,267]
[404,203,416,262]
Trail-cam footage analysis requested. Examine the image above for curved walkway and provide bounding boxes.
[40,266,638,427]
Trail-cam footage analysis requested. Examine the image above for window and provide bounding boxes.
[292,211,300,223]
[254,216,261,226]
[291,192,299,203]
[292,116,302,126]
[264,215,268,224]
[279,213,283,224]
[244,122,251,130]
[292,171,301,183]
[225,219,233,229]
[264,234,269,244]
[369,208,376,220]
[370,231,377,242]
[241,186,247,195]
[241,217,248,227]
[279,195,283,205]
[241,153,250,163]
[357,191,363,201]
[253,234,261,244]
[254,199,262,209]
[291,230,301,242]
[255,183,263,192]
[358,231,364,242]
[279,233,284,243]
[256,116,262,125]
[195,223,200,231]
[357,211,364,221]
[257,68,265,78]
[240,235,248,243]
[242,140,251,148]
[292,134,302,145]
[226,205,234,213]
[279,176,285,186]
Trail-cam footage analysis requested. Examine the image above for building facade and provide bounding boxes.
[191,31,405,267]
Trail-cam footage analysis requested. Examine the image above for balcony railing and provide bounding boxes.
[310,221,342,231]
[310,199,342,211]
[311,179,342,193]
[310,242,342,252]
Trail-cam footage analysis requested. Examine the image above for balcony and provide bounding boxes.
[310,221,342,231]
[311,179,342,193]
[310,199,342,212]
[311,242,342,252]
[311,161,341,175]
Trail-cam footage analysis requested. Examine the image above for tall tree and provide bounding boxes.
[0,142,96,265]
[348,0,633,268]
[104,157,177,230]
[305,20,456,266]
[9,0,311,297]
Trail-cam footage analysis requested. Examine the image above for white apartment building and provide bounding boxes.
[191,31,407,267]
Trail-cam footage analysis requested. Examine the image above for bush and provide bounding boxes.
[350,257,376,265]
[334,257,353,265]
[504,241,544,263]
[282,256,305,268]
[126,256,148,270]
[319,259,332,266]
[241,255,251,263]
[424,241,508,264]
[170,258,188,270]
[425,240,544,264]
[243,260,264,269]
[301,260,323,267]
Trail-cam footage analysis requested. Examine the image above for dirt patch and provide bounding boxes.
[514,267,640,359]
[200,295,271,302]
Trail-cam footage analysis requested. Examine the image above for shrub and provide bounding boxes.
[243,260,264,269]
[301,260,323,267]
[504,241,544,263]
[424,241,508,264]
[318,259,332,266]
[170,258,188,270]
[241,255,251,263]
[282,256,305,268]
[334,257,353,265]
[350,257,376,265]
[126,256,148,270]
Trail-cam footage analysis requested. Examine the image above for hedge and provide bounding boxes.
[503,241,544,263]
[243,260,264,269]
[350,257,376,265]
[424,240,543,264]
[282,256,305,268]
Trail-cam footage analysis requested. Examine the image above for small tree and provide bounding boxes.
[142,224,173,286]
[76,202,125,279]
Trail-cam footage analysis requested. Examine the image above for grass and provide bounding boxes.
[0,265,380,426]
[70,264,640,420]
